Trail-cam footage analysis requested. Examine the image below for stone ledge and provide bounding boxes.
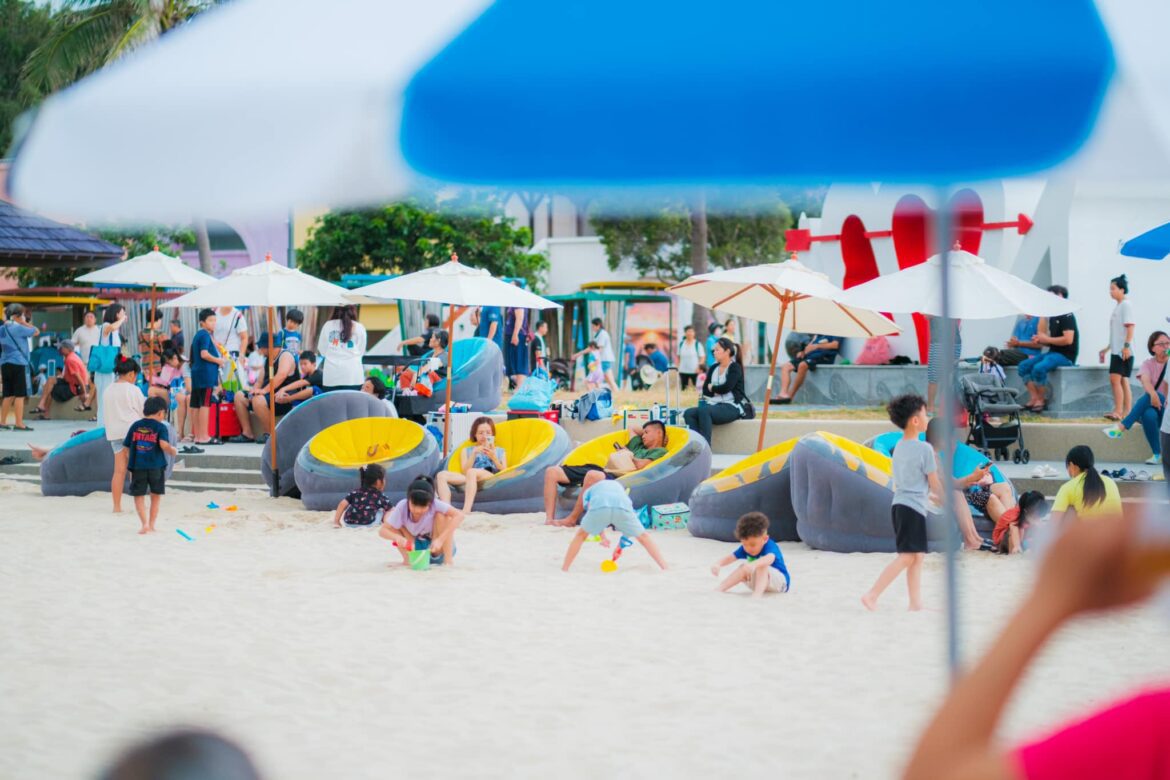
[744,364,1130,419]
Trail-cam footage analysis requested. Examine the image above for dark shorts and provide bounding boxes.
[679,373,698,390]
[190,386,214,409]
[789,353,834,371]
[1109,354,1134,377]
[561,464,616,486]
[1,363,29,398]
[967,484,992,513]
[129,467,166,496]
[891,504,928,554]
[51,381,77,403]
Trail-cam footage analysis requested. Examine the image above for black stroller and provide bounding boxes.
[960,373,1030,463]
[547,357,572,391]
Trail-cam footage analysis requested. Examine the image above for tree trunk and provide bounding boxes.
[689,191,709,337]
[193,218,213,274]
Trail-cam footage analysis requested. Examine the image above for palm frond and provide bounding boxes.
[22,5,129,93]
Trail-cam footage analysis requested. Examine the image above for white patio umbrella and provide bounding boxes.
[354,255,560,457]
[669,259,900,449]
[836,246,1079,319]
[75,248,217,382]
[162,255,362,495]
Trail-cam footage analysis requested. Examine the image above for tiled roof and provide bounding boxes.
[0,200,123,268]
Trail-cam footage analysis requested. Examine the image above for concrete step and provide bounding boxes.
[0,471,268,494]
[0,461,267,487]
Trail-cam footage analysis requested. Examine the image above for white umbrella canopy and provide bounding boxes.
[670,259,900,449]
[159,256,359,309]
[356,255,560,458]
[836,247,1078,320]
[160,256,361,496]
[670,260,901,336]
[74,249,216,288]
[355,257,561,310]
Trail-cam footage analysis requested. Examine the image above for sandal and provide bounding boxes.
[12,425,33,432]
[1103,412,1122,421]
[74,405,92,412]
[179,445,205,454]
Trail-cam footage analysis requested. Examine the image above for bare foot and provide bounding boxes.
[137,527,148,535]
[860,593,878,611]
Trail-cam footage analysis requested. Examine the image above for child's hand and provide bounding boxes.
[710,564,721,576]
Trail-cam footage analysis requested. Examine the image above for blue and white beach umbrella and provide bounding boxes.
[7,0,1137,221]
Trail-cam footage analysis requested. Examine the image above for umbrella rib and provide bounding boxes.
[833,302,876,337]
[711,285,761,310]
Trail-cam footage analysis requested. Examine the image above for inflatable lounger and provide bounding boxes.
[41,425,176,497]
[410,337,503,415]
[867,431,1015,536]
[295,417,440,511]
[262,391,394,497]
[555,426,711,516]
[439,418,572,514]
[788,433,958,554]
[688,437,801,543]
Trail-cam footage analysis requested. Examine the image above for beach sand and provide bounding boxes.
[1,479,1167,779]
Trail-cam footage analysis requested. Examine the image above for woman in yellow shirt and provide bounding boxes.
[1051,445,1123,521]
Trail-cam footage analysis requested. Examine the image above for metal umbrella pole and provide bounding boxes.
[934,193,961,677]
[266,305,279,498]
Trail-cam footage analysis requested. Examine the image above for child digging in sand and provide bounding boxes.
[862,393,941,611]
[124,396,177,534]
[710,512,790,597]
[561,479,668,571]
[378,476,464,566]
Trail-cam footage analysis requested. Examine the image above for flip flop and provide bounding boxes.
[179,445,205,454]
[12,426,33,432]
[1103,412,1122,421]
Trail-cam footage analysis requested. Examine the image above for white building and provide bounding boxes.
[801,179,1170,363]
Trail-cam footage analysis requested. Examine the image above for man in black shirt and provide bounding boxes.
[1018,285,1078,412]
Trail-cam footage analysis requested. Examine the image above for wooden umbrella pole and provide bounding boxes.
[756,297,790,451]
[266,306,278,497]
[148,283,157,384]
[442,313,457,459]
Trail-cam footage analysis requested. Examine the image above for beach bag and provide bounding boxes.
[573,388,612,421]
[855,336,891,366]
[605,448,638,474]
[87,330,120,374]
[508,367,554,411]
[739,398,755,420]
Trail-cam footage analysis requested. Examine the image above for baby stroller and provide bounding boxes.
[960,373,1030,463]
[547,357,572,391]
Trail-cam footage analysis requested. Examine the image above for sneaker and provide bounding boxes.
[1146,454,1163,466]
[1031,464,1060,479]
[1102,425,1123,439]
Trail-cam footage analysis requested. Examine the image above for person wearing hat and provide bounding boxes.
[34,340,89,420]
[228,331,296,444]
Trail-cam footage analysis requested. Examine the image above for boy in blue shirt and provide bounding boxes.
[124,395,177,534]
[561,480,668,571]
[711,512,791,597]
[281,309,304,359]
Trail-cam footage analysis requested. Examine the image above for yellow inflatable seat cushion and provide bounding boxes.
[562,425,689,470]
[309,417,425,468]
[814,431,892,475]
[444,418,556,479]
[708,437,800,485]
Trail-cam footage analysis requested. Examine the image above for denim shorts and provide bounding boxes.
[580,507,645,538]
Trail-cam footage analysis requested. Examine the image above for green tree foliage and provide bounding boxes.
[0,0,52,154]
[591,190,797,283]
[297,194,550,291]
[10,225,195,288]
[21,0,213,94]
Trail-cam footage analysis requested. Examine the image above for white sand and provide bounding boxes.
[1,479,1167,779]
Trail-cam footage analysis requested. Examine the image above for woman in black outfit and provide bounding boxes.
[683,337,746,444]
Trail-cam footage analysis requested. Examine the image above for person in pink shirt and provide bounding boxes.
[903,514,1170,780]
[1104,330,1168,466]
